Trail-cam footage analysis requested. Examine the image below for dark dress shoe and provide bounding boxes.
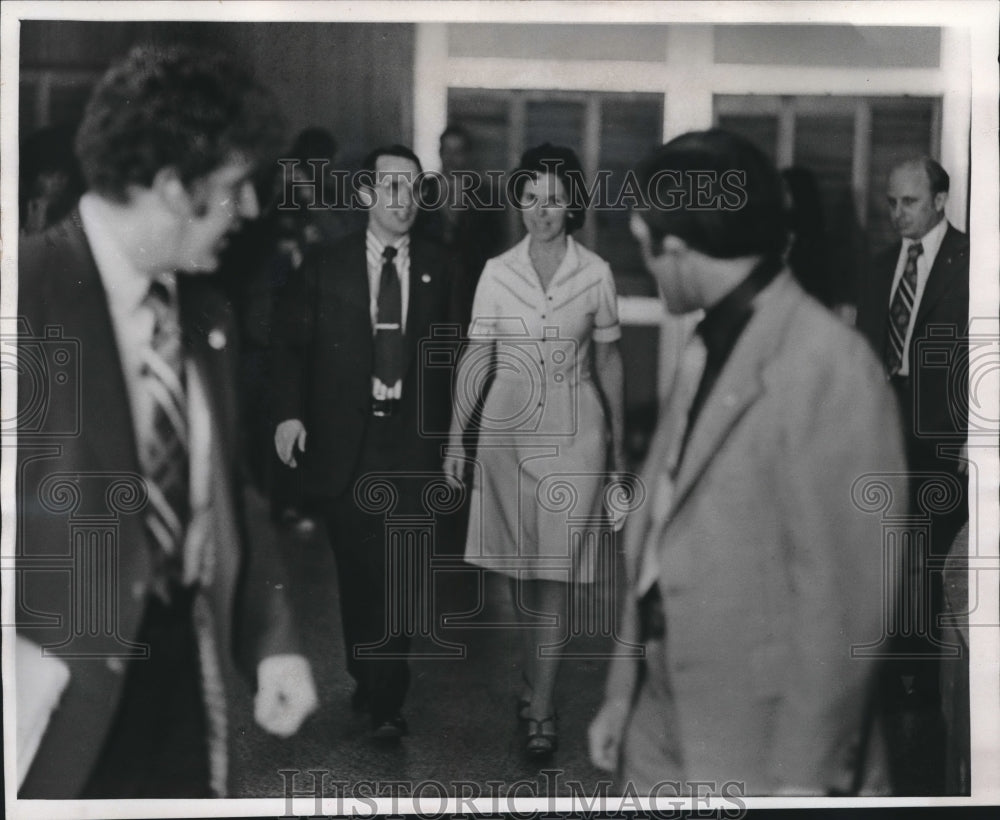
[371,714,409,741]
[524,715,557,758]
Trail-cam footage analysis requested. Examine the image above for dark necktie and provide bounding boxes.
[885,241,923,376]
[141,280,189,587]
[373,245,404,389]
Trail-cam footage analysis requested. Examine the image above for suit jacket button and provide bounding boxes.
[208,328,227,350]
[105,657,125,675]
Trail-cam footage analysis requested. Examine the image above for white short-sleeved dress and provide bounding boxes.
[462,235,621,582]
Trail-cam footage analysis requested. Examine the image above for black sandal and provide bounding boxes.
[524,715,558,758]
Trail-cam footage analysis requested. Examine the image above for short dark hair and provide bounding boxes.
[510,143,587,234]
[75,44,284,202]
[289,127,338,164]
[894,156,950,195]
[635,129,787,260]
[358,144,423,185]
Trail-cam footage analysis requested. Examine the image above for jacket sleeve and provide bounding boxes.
[232,485,303,679]
[269,248,320,424]
[771,341,909,793]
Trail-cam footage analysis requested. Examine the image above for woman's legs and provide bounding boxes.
[510,576,569,735]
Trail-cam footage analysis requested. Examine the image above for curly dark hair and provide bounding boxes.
[75,43,285,201]
[510,143,587,234]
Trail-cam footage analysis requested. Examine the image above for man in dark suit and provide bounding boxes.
[15,44,317,799]
[856,157,970,794]
[272,145,454,740]
[857,157,969,530]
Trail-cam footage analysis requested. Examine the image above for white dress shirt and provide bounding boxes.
[888,216,948,377]
[365,229,410,399]
[365,229,410,332]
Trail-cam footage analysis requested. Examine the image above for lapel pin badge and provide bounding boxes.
[208,328,227,350]
[421,273,431,284]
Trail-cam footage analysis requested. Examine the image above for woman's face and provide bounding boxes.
[520,172,570,243]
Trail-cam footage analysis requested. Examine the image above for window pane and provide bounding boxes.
[524,99,585,157]
[446,88,511,175]
[716,114,778,165]
[597,94,663,295]
[792,112,862,305]
[867,100,937,253]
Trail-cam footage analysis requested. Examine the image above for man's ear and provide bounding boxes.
[934,191,948,215]
[152,167,195,216]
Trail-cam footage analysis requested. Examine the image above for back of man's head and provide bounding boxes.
[75,43,284,202]
[636,129,787,260]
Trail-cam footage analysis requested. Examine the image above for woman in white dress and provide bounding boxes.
[444,144,626,758]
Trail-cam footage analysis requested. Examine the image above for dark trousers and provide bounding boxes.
[81,586,211,798]
[879,468,968,795]
[321,415,424,723]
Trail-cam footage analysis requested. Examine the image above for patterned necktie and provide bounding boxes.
[140,280,190,583]
[373,245,404,388]
[885,241,923,376]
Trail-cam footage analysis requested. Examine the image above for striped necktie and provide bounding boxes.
[373,245,404,388]
[885,241,923,377]
[141,280,189,587]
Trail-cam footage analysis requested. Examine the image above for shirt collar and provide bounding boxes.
[905,215,948,263]
[696,255,783,362]
[78,192,173,311]
[513,233,579,289]
[366,228,410,259]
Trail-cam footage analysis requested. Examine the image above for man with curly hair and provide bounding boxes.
[16,44,317,798]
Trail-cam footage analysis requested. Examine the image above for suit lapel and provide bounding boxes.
[345,234,372,317]
[866,245,900,354]
[343,235,374,366]
[668,274,799,518]
[624,410,676,581]
[401,236,435,381]
[178,278,235,467]
[912,224,966,330]
[60,214,142,475]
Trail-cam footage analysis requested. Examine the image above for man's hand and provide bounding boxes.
[588,698,630,772]
[254,654,318,738]
[275,419,307,467]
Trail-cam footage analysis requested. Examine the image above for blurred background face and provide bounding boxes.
[440,134,470,176]
[366,153,420,240]
[176,156,259,273]
[887,164,945,240]
[520,172,569,243]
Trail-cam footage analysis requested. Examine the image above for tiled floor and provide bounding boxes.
[228,491,958,799]
[230,497,624,799]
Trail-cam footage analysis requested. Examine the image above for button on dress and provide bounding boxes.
[462,235,621,582]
